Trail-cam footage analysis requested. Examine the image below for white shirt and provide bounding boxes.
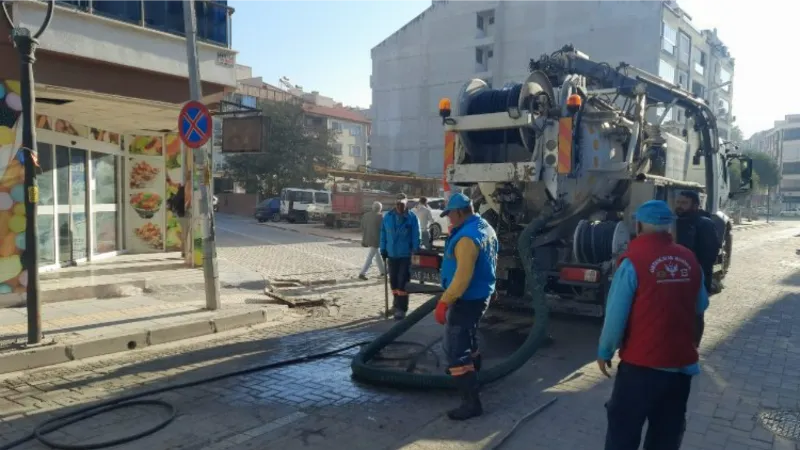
[414,204,433,230]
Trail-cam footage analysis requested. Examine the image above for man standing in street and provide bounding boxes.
[413,197,434,249]
[358,201,386,280]
[433,193,498,421]
[675,190,721,292]
[599,200,709,450]
[380,193,421,320]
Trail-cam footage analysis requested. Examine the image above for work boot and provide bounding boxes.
[447,372,483,421]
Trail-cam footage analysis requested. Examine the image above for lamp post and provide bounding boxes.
[1,0,55,345]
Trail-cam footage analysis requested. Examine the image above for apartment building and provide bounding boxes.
[0,1,237,303]
[748,115,800,207]
[370,0,735,176]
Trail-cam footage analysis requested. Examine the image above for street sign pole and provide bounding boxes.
[182,0,220,310]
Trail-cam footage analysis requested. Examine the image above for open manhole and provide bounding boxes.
[758,410,800,440]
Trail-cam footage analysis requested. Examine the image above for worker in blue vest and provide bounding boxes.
[380,193,421,320]
[434,192,499,421]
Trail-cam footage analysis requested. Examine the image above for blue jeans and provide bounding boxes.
[605,362,691,450]
[443,298,489,374]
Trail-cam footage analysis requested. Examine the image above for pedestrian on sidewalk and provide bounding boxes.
[168,184,189,258]
[433,192,498,421]
[380,193,421,320]
[413,197,434,250]
[359,201,386,280]
[598,200,709,450]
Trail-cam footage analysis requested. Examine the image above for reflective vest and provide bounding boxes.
[617,232,701,368]
[440,215,499,301]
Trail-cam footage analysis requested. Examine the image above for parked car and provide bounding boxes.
[779,208,800,217]
[212,195,219,213]
[254,197,281,223]
[408,197,450,239]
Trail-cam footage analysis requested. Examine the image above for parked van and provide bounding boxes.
[280,188,332,223]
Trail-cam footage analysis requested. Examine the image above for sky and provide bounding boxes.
[231,0,792,138]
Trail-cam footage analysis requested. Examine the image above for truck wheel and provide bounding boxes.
[722,226,733,275]
[271,212,281,222]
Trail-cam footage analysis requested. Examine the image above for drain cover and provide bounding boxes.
[759,410,800,440]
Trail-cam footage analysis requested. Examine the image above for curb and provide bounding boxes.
[0,306,289,375]
[261,223,360,243]
[732,222,775,232]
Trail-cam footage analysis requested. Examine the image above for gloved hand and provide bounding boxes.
[380,250,388,260]
[434,302,448,325]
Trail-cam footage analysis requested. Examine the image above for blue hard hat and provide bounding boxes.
[440,193,471,217]
[634,200,675,226]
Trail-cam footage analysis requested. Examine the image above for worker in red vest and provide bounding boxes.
[598,200,709,450]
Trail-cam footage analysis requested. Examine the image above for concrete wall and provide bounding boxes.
[14,2,237,88]
[370,1,669,176]
[217,193,259,216]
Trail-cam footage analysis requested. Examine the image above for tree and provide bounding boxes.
[222,101,342,197]
[730,125,744,144]
[745,151,781,189]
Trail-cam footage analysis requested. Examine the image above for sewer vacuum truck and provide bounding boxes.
[411,45,753,317]
[350,45,752,390]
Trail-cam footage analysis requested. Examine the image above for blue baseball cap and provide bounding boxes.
[440,193,471,217]
[634,200,675,226]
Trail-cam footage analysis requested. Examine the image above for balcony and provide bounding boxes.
[52,0,231,47]
[12,1,237,88]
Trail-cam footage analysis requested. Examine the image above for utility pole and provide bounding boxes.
[1,1,54,345]
[767,185,771,223]
[183,0,220,310]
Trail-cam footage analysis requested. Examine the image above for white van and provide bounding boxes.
[280,188,332,223]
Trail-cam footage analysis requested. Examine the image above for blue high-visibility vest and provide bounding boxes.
[440,215,499,301]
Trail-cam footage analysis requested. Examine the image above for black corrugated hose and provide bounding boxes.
[351,214,552,389]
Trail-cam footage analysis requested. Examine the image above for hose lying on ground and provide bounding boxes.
[0,340,380,450]
[350,214,552,389]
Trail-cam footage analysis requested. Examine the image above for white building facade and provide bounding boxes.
[370,0,735,176]
[749,115,800,207]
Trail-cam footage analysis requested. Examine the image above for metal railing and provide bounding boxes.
[48,0,232,48]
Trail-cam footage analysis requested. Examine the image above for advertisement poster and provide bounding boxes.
[0,79,26,298]
[125,135,166,253]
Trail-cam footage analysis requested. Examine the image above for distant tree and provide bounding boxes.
[745,150,781,189]
[730,125,744,144]
[223,101,342,197]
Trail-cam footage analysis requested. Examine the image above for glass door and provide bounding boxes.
[55,146,88,265]
[90,152,119,255]
[37,143,56,266]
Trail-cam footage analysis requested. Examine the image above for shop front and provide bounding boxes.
[0,79,197,300]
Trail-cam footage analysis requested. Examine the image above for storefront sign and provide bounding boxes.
[216,52,235,68]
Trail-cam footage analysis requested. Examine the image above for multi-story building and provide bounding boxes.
[370,0,735,176]
[0,0,237,302]
[748,115,800,207]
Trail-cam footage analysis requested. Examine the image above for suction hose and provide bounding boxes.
[351,214,551,389]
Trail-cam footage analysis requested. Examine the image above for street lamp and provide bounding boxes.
[1,0,55,345]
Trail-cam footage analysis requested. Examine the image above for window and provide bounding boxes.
[287,190,313,204]
[662,22,677,54]
[656,106,674,122]
[717,98,730,117]
[144,1,185,34]
[677,69,690,90]
[56,0,89,10]
[241,95,257,109]
[314,192,330,204]
[691,81,706,100]
[475,48,483,64]
[783,161,800,174]
[658,59,676,84]
[429,199,445,210]
[488,16,494,25]
[93,1,142,24]
[477,15,484,30]
[693,47,706,75]
[784,128,800,141]
[330,121,342,131]
[350,145,362,157]
[195,0,229,46]
[349,125,362,136]
[719,68,732,92]
[332,143,342,155]
[678,31,691,65]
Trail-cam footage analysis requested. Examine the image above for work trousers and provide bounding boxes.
[388,257,411,313]
[605,362,692,450]
[360,247,386,276]
[421,230,432,250]
[444,298,490,375]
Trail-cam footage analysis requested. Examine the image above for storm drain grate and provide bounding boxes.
[758,409,800,440]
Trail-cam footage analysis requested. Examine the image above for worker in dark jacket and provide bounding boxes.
[434,193,499,421]
[380,193,421,320]
[675,191,720,292]
[599,200,709,450]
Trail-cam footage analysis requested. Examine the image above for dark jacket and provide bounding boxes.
[676,212,719,289]
[169,186,186,218]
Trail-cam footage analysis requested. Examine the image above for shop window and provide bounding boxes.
[93,1,142,24]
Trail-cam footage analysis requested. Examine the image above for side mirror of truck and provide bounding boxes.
[727,155,754,199]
